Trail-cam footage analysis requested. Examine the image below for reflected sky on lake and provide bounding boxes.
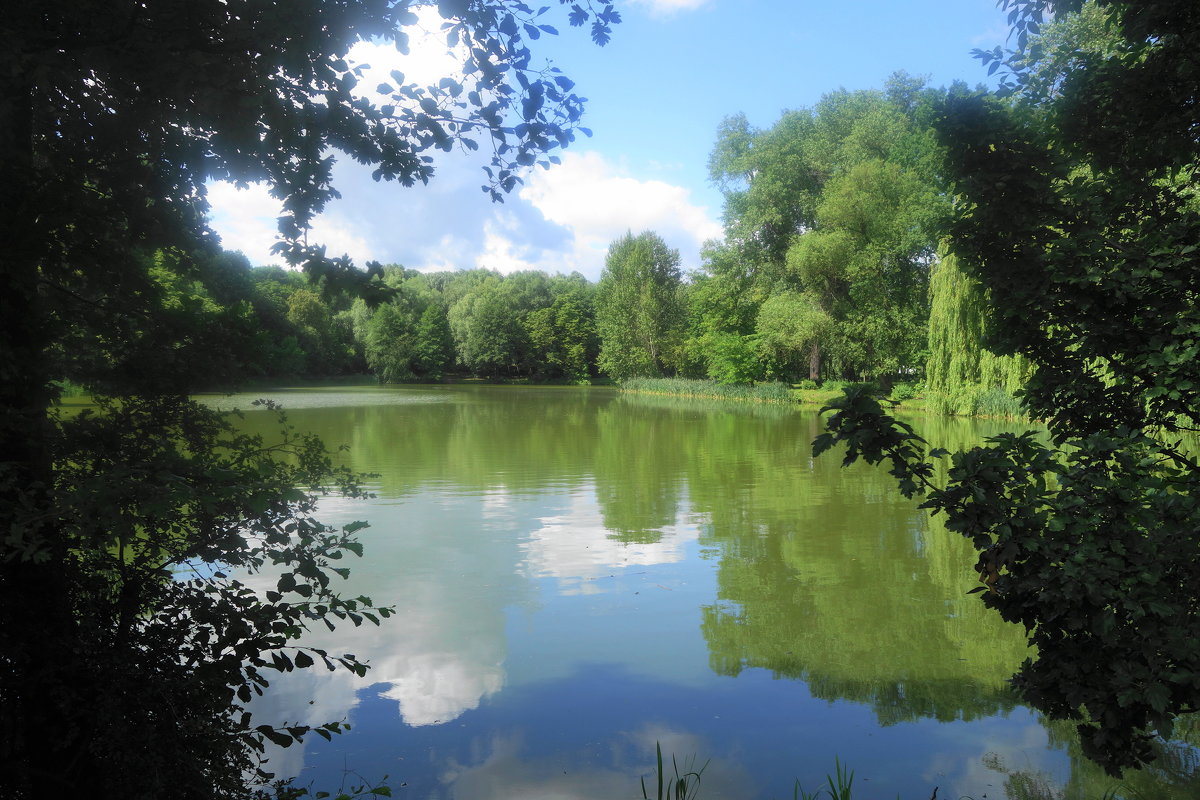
[219,386,1197,799]
[522,489,698,595]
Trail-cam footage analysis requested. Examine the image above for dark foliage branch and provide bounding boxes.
[816,389,1200,773]
[0,2,618,797]
[11,396,395,795]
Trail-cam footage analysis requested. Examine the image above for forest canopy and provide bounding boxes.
[202,76,961,391]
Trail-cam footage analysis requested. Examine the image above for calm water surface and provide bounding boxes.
[207,384,1197,799]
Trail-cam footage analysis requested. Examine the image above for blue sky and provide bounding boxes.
[207,0,1012,281]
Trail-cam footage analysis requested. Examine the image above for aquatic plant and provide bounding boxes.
[792,758,855,800]
[640,742,709,800]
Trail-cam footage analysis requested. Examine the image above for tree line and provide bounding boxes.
[136,253,603,384]
[183,80,1006,396]
[184,71,1024,414]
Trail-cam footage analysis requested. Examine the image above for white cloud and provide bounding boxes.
[474,211,549,274]
[345,7,465,105]
[203,181,282,265]
[340,13,726,279]
[308,217,376,267]
[241,562,511,729]
[925,717,1068,800]
[627,0,712,17]
[206,149,720,281]
[204,11,471,269]
[441,727,752,800]
[375,649,505,726]
[518,150,722,278]
[204,180,376,268]
[441,734,635,800]
[204,8,721,282]
[970,21,1011,47]
[233,492,526,739]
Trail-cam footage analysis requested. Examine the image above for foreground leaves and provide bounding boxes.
[817,386,1200,774]
[7,396,392,797]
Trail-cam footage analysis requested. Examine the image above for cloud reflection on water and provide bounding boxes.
[437,725,751,800]
[521,489,699,595]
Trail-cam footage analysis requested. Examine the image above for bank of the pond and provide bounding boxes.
[620,377,796,405]
[192,372,612,396]
[615,378,1040,423]
[619,377,930,412]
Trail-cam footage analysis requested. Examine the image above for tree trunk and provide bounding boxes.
[808,341,822,381]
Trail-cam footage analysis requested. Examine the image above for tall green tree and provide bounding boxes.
[286,287,360,375]
[817,0,1200,774]
[0,1,617,795]
[678,243,766,382]
[704,80,946,381]
[595,231,686,379]
[349,267,599,382]
[239,263,369,378]
[448,272,552,377]
[525,287,598,382]
[414,303,455,380]
[363,300,423,382]
[789,157,938,379]
[755,291,835,381]
[352,268,451,382]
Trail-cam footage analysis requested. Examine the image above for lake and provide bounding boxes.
[208,384,1197,799]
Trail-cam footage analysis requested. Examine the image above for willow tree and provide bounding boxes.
[925,252,1031,416]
